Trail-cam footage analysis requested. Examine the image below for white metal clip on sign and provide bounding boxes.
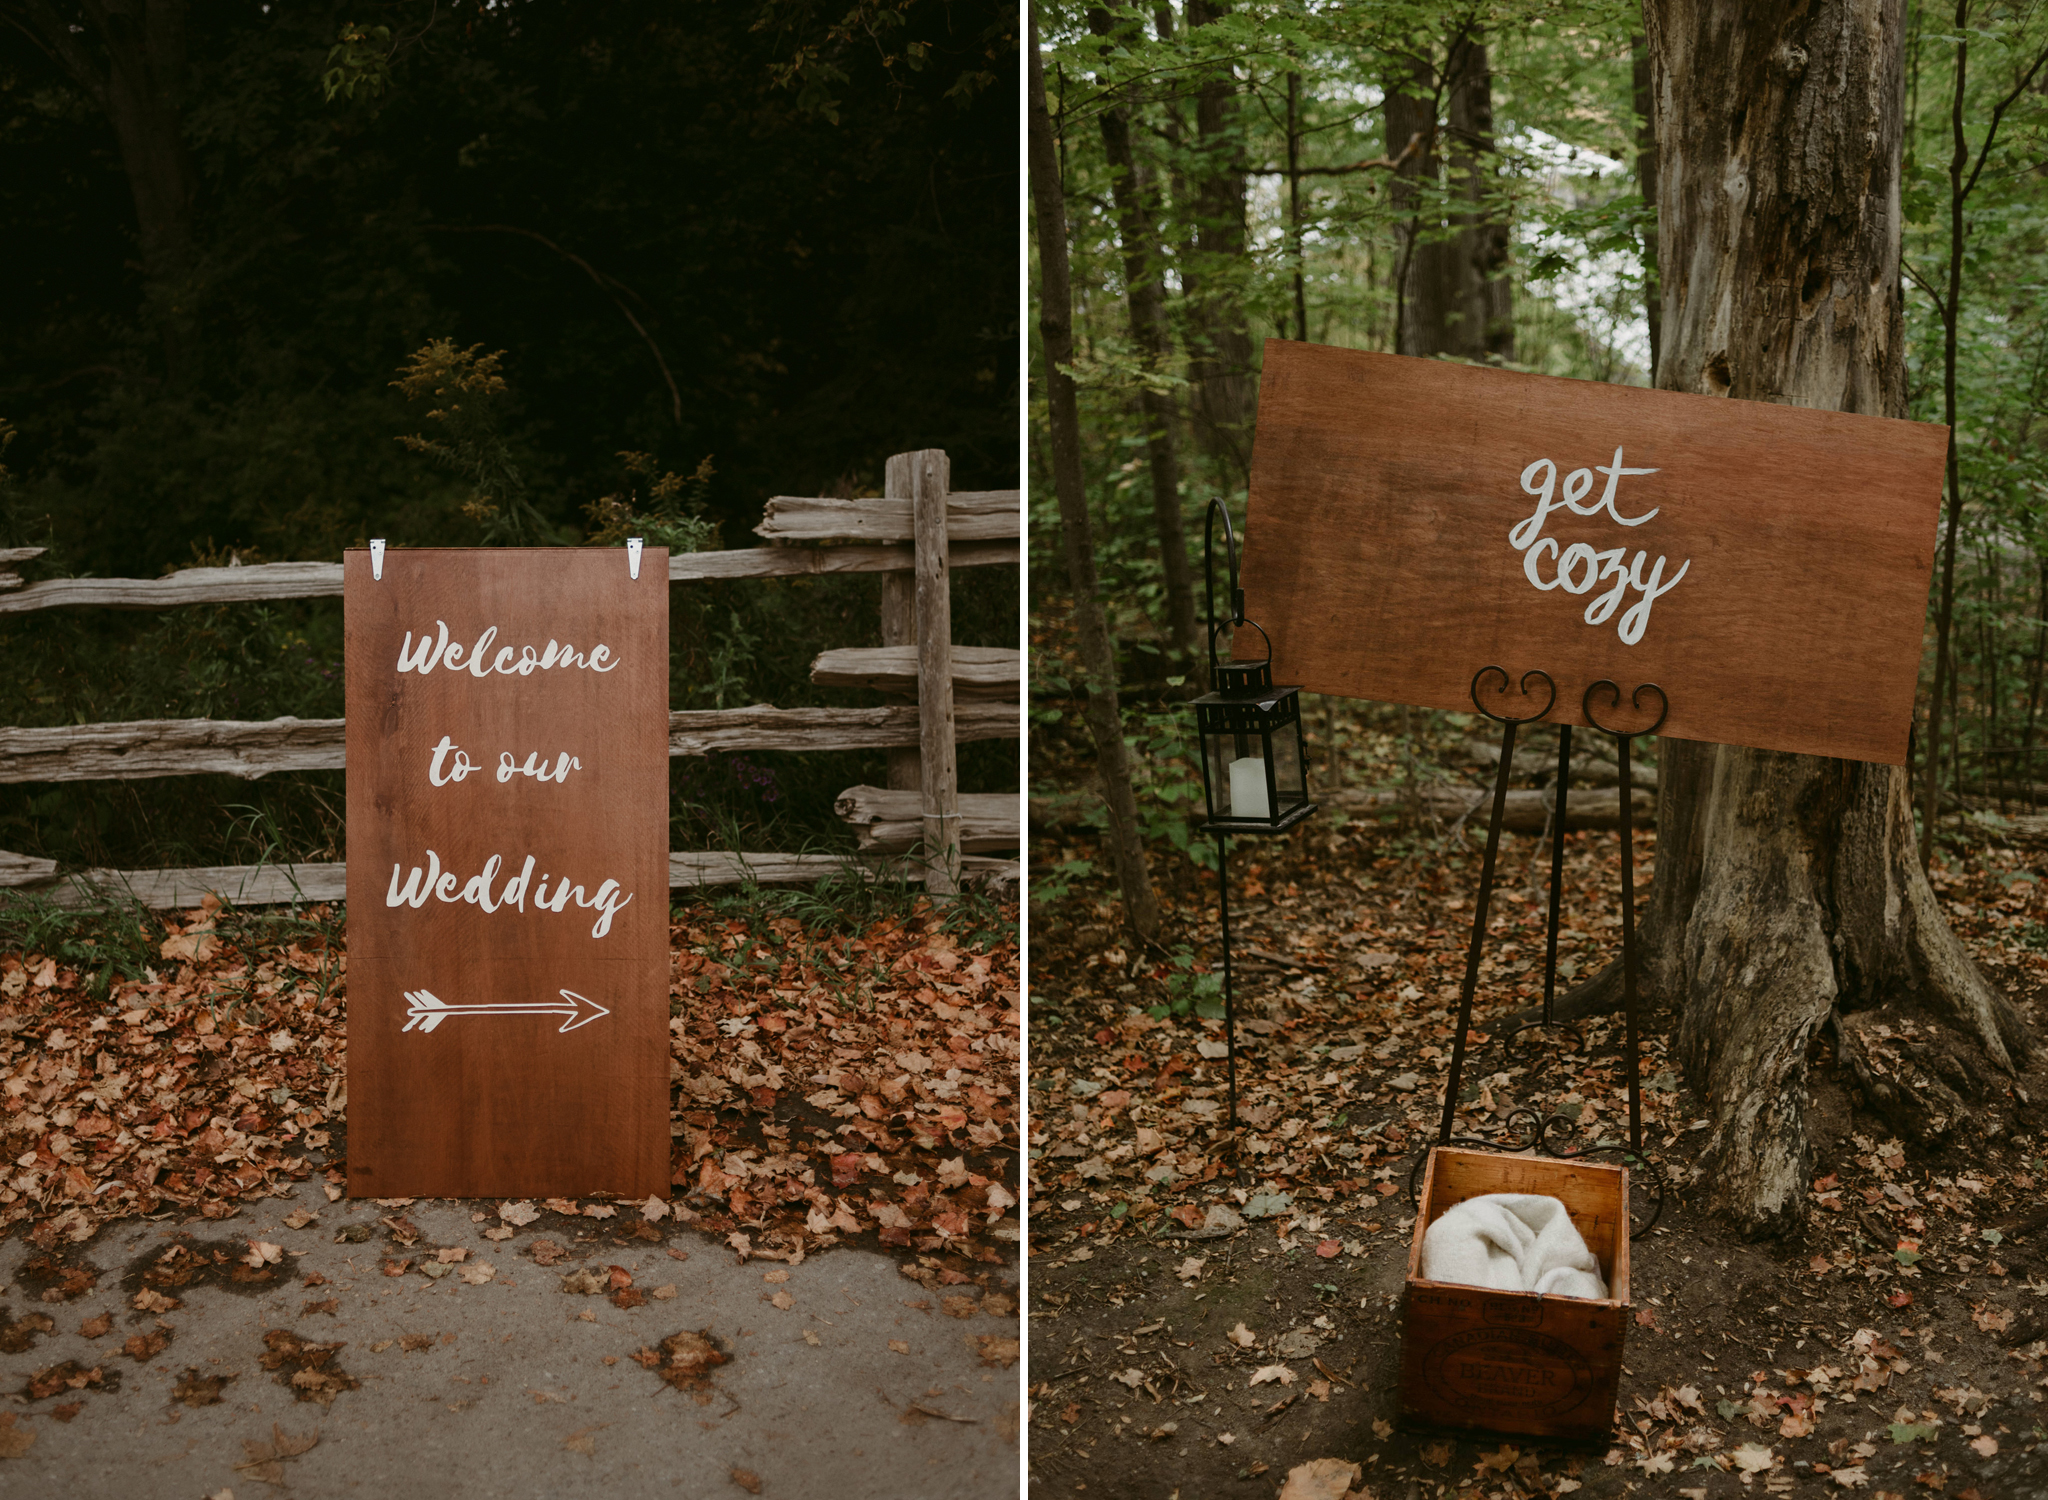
[370,538,385,581]
[627,537,643,580]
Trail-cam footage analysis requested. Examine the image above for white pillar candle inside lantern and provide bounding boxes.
[1229,755,1270,819]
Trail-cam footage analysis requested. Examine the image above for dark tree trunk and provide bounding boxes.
[1089,8,1203,682]
[1443,35,1511,363]
[1029,10,1163,942]
[1385,50,1443,357]
[1639,0,2032,1235]
[1285,64,1307,344]
[1181,0,1257,481]
[2,0,198,380]
[1389,33,1509,362]
[2023,555,2047,769]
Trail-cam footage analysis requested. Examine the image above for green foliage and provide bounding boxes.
[701,866,1016,949]
[321,22,393,102]
[584,452,721,554]
[393,341,559,546]
[0,885,344,1015]
[1032,856,1095,904]
[1125,701,1208,857]
[754,0,1011,121]
[5,0,1016,578]
[1150,941,1222,1019]
[1896,6,2048,817]
[0,894,162,1005]
[1030,3,1667,895]
[1,0,1017,877]
[1525,191,1651,283]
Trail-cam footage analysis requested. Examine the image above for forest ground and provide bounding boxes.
[0,895,1021,1495]
[1026,729,2048,1500]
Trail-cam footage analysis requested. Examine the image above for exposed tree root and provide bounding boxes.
[1516,746,2035,1240]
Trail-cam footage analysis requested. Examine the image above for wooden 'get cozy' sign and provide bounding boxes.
[1240,342,1950,764]
[344,547,669,1199]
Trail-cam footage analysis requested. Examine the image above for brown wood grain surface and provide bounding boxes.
[1241,342,1948,763]
[1399,1147,1629,1441]
[344,547,670,1199]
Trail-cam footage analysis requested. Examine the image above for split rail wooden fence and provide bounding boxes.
[0,448,1018,909]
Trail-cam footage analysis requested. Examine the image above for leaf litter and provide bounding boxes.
[233,1422,318,1485]
[0,898,1020,1297]
[665,904,1019,1271]
[1028,712,2048,1498]
[0,870,1020,1446]
[257,1328,357,1405]
[631,1329,731,1400]
[0,900,344,1247]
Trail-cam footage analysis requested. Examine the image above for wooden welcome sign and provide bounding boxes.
[1240,342,1949,764]
[344,547,670,1199]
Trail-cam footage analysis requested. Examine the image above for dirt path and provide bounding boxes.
[1028,1188,2043,1497]
[0,1175,1020,1496]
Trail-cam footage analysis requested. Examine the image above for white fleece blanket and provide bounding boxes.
[1419,1193,1608,1300]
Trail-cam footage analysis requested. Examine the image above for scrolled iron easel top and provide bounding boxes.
[1469,664,1557,726]
[1583,678,1669,738]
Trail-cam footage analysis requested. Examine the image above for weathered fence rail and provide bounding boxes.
[26,849,1024,913]
[0,539,1017,615]
[810,645,1019,699]
[754,490,1018,544]
[0,459,1020,906]
[834,786,1019,853]
[0,702,1020,784]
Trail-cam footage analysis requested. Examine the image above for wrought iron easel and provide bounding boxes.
[1410,666,1668,1237]
[1513,707,1583,1053]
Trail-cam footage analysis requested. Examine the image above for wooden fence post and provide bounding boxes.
[908,449,961,895]
[880,456,921,794]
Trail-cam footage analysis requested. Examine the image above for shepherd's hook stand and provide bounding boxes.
[1191,498,1315,1181]
[1214,832,1239,1150]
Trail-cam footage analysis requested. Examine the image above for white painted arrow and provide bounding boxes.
[402,987,610,1035]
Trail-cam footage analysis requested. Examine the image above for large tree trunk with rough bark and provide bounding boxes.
[1088,8,1203,682]
[1637,0,2033,1236]
[1029,11,1163,942]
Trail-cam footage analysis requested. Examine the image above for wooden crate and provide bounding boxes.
[1398,1146,1630,1441]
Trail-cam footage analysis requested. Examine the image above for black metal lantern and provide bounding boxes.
[1193,503,1314,835]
